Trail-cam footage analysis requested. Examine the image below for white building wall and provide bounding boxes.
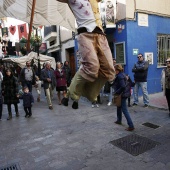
[117,0,170,21]
[60,26,72,42]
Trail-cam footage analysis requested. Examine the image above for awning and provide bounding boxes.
[0,0,75,31]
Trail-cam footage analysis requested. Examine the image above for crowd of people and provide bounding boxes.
[0,55,169,131]
[0,60,72,120]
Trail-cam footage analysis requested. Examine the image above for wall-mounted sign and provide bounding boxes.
[138,13,148,27]
[118,24,125,33]
[133,49,139,55]
[145,52,153,65]
[115,42,126,64]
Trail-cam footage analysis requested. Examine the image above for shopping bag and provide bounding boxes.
[113,94,122,107]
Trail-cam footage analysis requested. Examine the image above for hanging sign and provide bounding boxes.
[9,25,16,35]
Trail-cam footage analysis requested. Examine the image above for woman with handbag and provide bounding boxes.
[112,64,134,131]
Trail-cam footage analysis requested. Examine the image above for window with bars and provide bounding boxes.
[157,34,170,67]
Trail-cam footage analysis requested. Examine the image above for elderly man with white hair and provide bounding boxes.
[41,61,56,110]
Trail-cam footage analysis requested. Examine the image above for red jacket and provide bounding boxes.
[55,69,67,87]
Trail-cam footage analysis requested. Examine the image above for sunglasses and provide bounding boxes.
[166,61,170,64]
[137,56,142,58]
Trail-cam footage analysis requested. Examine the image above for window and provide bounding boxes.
[114,42,126,65]
[157,34,170,67]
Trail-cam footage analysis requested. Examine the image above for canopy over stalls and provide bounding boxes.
[2,52,56,69]
[0,0,75,31]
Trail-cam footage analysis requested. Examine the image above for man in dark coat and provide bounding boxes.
[132,53,149,107]
[41,61,56,110]
[63,61,72,87]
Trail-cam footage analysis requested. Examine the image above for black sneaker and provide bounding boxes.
[49,105,53,110]
[132,103,137,106]
[143,104,149,108]
[72,101,78,109]
[61,97,69,106]
[28,114,32,118]
[114,121,122,125]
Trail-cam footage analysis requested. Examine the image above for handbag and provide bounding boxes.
[113,94,122,107]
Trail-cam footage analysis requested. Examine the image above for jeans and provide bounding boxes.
[22,81,32,92]
[108,87,114,102]
[133,82,149,105]
[117,98,134,128]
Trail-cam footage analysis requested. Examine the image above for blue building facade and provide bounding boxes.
[113,13,170,94]
[74,13,170,94]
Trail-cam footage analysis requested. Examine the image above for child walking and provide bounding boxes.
[20,86,34,118]
[35,76,42,102]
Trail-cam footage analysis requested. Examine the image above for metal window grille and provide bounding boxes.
[157,34,170,67]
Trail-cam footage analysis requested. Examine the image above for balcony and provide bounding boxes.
[44,26,57,42]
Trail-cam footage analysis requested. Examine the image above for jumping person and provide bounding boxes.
[58,0,115,109]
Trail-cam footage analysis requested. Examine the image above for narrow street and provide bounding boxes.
[0,90,169,170]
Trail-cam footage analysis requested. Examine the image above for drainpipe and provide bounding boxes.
[133,0,137,21]
[59,26,62,62]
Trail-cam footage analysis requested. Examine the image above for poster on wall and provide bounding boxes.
[98,0,116,28]
[145,52,153,65]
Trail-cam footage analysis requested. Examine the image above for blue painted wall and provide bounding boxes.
[113,14,170,94]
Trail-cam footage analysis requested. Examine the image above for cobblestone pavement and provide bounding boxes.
[0,90,169,170]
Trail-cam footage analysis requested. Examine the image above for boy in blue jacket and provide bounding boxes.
[20,86,34,118]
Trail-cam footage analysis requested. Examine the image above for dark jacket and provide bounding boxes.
[19,67,36,85]
[132,60,149,82]
[0,92,3,105]
[55,69,67,87]
[113,72,129,98]
[20,92,34,107]
[1,76,19,104]
[63,65,72,85]
[41,68,56,89]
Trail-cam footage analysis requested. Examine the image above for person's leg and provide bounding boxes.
[140,82,149,105]
[63,90,66,98]
[45,87,52,109]
[28,107,32,117]
[97,34,115,82]
[108,87,113,106]
[7,104,12,120]
[133,82,139,104]
[57,91,61,104]
[27,81,32,92]
[128,97,131,107]
[165,88,170,115]
[0,104,2,119]
[14,103,19,117]
[83,76,107,102]
[66,71,88,101]
[121,98,134,129]
[115,106,122,124]
[24,107,29,117]
[78,33,115,82]
[37,88,41,102]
